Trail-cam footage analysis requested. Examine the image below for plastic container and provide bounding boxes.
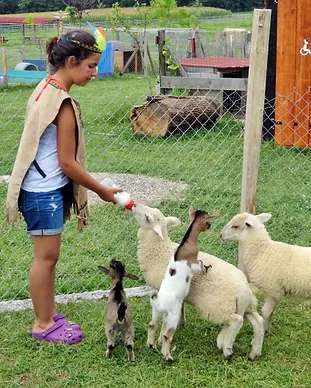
[103,177,135,209]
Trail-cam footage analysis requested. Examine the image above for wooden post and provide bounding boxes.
[239,9,271,272]
[157,30,166,94]
[194,29,200,57]
[143,30,148,76]
[240,9,271,214]
[147,44,156,77]
[1,47,8,86]
[134,50,138,73]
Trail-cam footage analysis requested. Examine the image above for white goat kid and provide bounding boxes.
[221,212,311,333]
[147,209,212,361]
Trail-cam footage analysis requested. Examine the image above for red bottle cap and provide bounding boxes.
[125,199,135,210]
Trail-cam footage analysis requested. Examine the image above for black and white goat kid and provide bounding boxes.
[147,208,213,361]
[99,260,138,361]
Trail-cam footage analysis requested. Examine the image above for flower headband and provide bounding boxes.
[54,24,105,54]
[64,37,102,53]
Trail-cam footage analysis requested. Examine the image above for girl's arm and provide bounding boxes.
[56,100,120,203]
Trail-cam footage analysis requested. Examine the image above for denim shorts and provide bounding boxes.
[18,183,73,236]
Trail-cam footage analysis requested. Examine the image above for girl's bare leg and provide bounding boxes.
[30,234,61,332]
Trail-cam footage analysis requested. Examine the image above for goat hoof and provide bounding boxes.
[105,350,112,358]
[216,338,224,350]
[248,351,260,361]
[147,342,156,349]
[164,355,174,362]
[223,348,233,359]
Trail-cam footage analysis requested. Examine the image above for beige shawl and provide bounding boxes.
[6,76,88,230]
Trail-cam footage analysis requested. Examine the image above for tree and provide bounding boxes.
[0,0,18,13]
[200,0,264,11]
[62,0,98,20]
[110,1,150,47]
[17,0,64,12]
[151,0,177,18]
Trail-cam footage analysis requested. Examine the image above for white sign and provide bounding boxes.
[300,39,311,56]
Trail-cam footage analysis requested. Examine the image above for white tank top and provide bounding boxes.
[21,123,69,192]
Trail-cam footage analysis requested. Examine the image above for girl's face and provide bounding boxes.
[71,53,101,86]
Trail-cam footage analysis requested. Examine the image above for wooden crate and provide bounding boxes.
[114,49,142,73]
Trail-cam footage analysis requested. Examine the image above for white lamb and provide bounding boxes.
[131,204,265,360]
[221,212,311,333]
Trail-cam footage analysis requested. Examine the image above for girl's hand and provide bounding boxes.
[98,186,123,204]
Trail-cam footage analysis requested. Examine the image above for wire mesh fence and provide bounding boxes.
[2,74,311,311]
[0,23,251,78]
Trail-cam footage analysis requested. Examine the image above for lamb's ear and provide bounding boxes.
[152,224,164,240]
[125,272,139,280]
[165,216,181,228]
[188,207,196,223]
[257,213,272,224]
[98,265,110,275]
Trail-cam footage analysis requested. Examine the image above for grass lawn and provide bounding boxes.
[3,6,230,19]
[1,43,311,386]
[1,297,311,387]
[1,75,246,300]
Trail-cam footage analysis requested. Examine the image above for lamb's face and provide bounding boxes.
[132,204,166,239]
[221,212,272,241]
[132,204,164,228]
[132,204,181,240]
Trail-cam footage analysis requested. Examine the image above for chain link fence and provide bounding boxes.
[1,20,311,338]
[2,76,311,309]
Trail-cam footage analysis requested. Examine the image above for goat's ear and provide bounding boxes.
[152,224,164,240]
[125,272,139,280]
[207,212,219,221]
[166,216,181,228]
[188,207,196,222]
[98,265,110,275]
[257,213,272,224]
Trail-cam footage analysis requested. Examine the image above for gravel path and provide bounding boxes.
[88,172,188,206]
[1,173,188,206]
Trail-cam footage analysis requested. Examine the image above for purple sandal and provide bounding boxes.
[32,320,83,344]
[53,313,81,331]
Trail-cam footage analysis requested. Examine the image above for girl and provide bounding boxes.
[6,30,121,344]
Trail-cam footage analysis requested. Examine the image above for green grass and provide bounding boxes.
[1,72,311,385]
[3,6,230,19]
[0,75,245,299]
[200,15,252,32]
[1,297,311,387]
[2,6,232,26]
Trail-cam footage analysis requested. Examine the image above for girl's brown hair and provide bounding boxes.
[46,30,100,70]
